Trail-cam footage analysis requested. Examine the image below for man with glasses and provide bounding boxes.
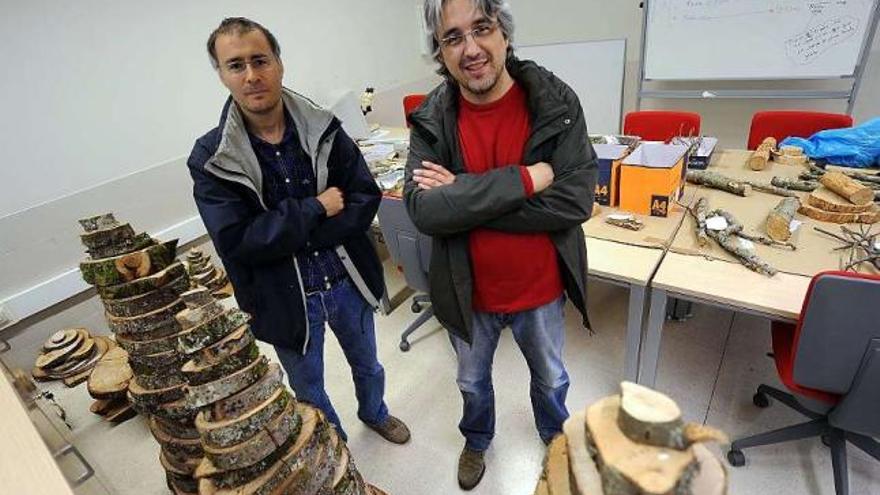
[405,0,597,489]
[187,17,410,446]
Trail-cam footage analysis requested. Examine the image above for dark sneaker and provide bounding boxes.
[366,415,411,444]
[458,447,486,490]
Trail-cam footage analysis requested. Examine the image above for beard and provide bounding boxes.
[457,54,504,96]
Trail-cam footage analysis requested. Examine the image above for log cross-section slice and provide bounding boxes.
[177,310,250,355]
[563,410,603,495]
[185,356,269,409]
[212,364,285,422]
[587,395,695,494]
[808,186,877,214]
[128,379,185,408]
[544,434,571,495]
[78,213,118,232]
[80,240,177,287]
[182,340,259,387]
[203,400,303,471]
[87,346,132,400]
[35,333,85,369]
[196,387,291,448]
[103,274,190,318]
[766,197,801,242]
[107,299,184,337]
[97,262,187,300]
[798,203,880,224]
[43,328,79,352]
[618,381,686,449]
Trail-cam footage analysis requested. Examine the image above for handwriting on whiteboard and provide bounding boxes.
[785,16,859,64]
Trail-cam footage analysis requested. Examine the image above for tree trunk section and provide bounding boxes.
[820,171,875,206]
[204,401,302,471]
[766,197,801,242]
[211,363,285,422]
[748,137,775,171]
[686,171,751,197]
[97,262,187,300]
[771,176,818,192]
[88,346,132,400]
[808,187,876,213]
[178,310,250,355]
[80,240,177,287]
[798,203,880,224]
[197,387,291,449]
[185,356,269,409]
[103,274,189,318]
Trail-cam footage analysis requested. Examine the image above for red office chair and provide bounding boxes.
[727,271,880,495]
[403,94,427,128]
[623,110,701,142]
[747,111,853,150]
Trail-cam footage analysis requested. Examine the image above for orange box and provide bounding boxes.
[618,143,689,217]
[593,144,631,206]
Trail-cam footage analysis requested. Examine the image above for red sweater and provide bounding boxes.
[458,83,563,313]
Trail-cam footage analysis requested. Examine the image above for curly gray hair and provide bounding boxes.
[423,0,515,78]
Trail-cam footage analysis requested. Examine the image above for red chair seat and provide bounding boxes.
[771,321,841,405]
[747,111,853,150]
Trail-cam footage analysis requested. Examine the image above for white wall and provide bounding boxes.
[0,0,433,323]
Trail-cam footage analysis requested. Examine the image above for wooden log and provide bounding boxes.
[586,395,697,495]
[544,434,572,495]
[693,197,711,248]
[211,363,284,423]
[820,171,875,206]
[203,270,230,292]
[176,300,225,331]
[87,233,155,260]
[771,176,818,192]
[87,346,132,400]
[748,137,776,171]
[686,171,751,197]
[42,328,80,352]
[706,210,779,276]
[204,400,302,471]
[97,262,187,300]
[808,187,877,213]
[766,197,801,242]
[182,341,259,387]
[197,388,292,449]
[103,274,189,318]
[152,416,202,440]
[78,213,118,232]
[80,240,177,287]
[107,299,184,337]
[563,410,604,495]
[180,287,215,310]
[798,203,880,224]
[185,356,269,409]
[177,310,250,355]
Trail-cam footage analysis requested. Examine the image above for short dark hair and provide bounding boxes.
[207,17,281,69]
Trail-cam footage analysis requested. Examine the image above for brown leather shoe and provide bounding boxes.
[366,415,411,444]
[458,447,486,490]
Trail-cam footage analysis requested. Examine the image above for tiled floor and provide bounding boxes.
[2,240,877,494]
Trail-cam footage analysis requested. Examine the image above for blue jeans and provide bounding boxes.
[449,296,570,451]
[274,279,389,441]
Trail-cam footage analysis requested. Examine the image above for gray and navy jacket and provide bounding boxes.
[404,58,598,344]
[187,89,384,353]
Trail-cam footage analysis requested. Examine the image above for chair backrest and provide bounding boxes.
[792,271,880,396]
[376,196,432,293]
[403,94,427,128]
[746,111,853,150]
[623,111,701,142]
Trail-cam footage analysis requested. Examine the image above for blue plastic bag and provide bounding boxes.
[780,118,880,168]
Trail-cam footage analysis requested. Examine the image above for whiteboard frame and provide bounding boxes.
[636,0,880,114]
[518,38,627,134]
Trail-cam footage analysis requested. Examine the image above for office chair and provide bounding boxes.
[747,111,853,150]
[623,110,702,142]
[727,271,880,495]
[402,94,427,128]
[377,196,434,352]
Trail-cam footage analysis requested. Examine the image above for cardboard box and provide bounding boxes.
[619,143,690,217]
[672,136,718,170]
[593,144,631,206]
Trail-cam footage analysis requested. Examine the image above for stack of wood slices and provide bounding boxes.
[534,382,728,495]
[186,248,233,299]
[32,328,112,388]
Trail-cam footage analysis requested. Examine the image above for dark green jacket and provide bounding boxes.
[404,58,598,343]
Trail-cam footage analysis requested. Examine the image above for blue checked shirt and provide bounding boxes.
[248,111,348,292]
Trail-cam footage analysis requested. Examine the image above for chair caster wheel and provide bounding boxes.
[753,392,770,408]
[399,341,411,352]
[727,449,746,467]
[411,302,423,313]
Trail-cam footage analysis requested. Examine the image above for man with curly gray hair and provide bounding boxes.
[405,0,598,489]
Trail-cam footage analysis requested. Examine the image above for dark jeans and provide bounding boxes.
[275,279,388,441]
[449,296,570,451]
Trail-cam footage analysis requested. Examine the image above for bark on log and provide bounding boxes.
[97,262,187,300]
[745,181,799,198]
[107,300,184,337]
[177,311,250,355]
[563,410,604,495]
[80,240,177,287]
[821,171,875,206]
[798,203,880,224]
[161,446,202,476]
[197,388,292,449]
[104,402,137,423]
[706,210,779,276]
[686,171,751,197]
[693,198,711,248]
[766,197,801,242]
[212,363,284,422]
[771,176,818,192]
[586,395,697,495]
[176,301,226,330]
[78,213,118,232]
[185,356,269,409]
[87,346,132,400]
[102,274,189,318]
[180,287,215,310]
[748,137,776,171]
[88,233,154,260]
[808,187,877,213]
[150,420,205,459]
[128,378,185,408]
[116,329,182,356]
[182,341,259,387]
[129,348,187,374]
[204,401,302,471]
[152,416,202,440]
[605,216,645,231]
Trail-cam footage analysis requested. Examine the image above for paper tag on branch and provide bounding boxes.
[706,215,729,231]
[789,220,802,234]
[738,237,756,255]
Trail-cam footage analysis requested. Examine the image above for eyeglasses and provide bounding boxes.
[439,21,499,49]
[222,55,274,74]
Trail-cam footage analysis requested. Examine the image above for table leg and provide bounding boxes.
[639,288,668,387]
[624,284,648,382]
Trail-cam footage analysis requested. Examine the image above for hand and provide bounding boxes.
[317,187,344,217]
[413,161,456,190]
[527,162,555,193]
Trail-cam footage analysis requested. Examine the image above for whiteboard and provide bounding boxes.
[645,0,878,80]
[519,39,626,134]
